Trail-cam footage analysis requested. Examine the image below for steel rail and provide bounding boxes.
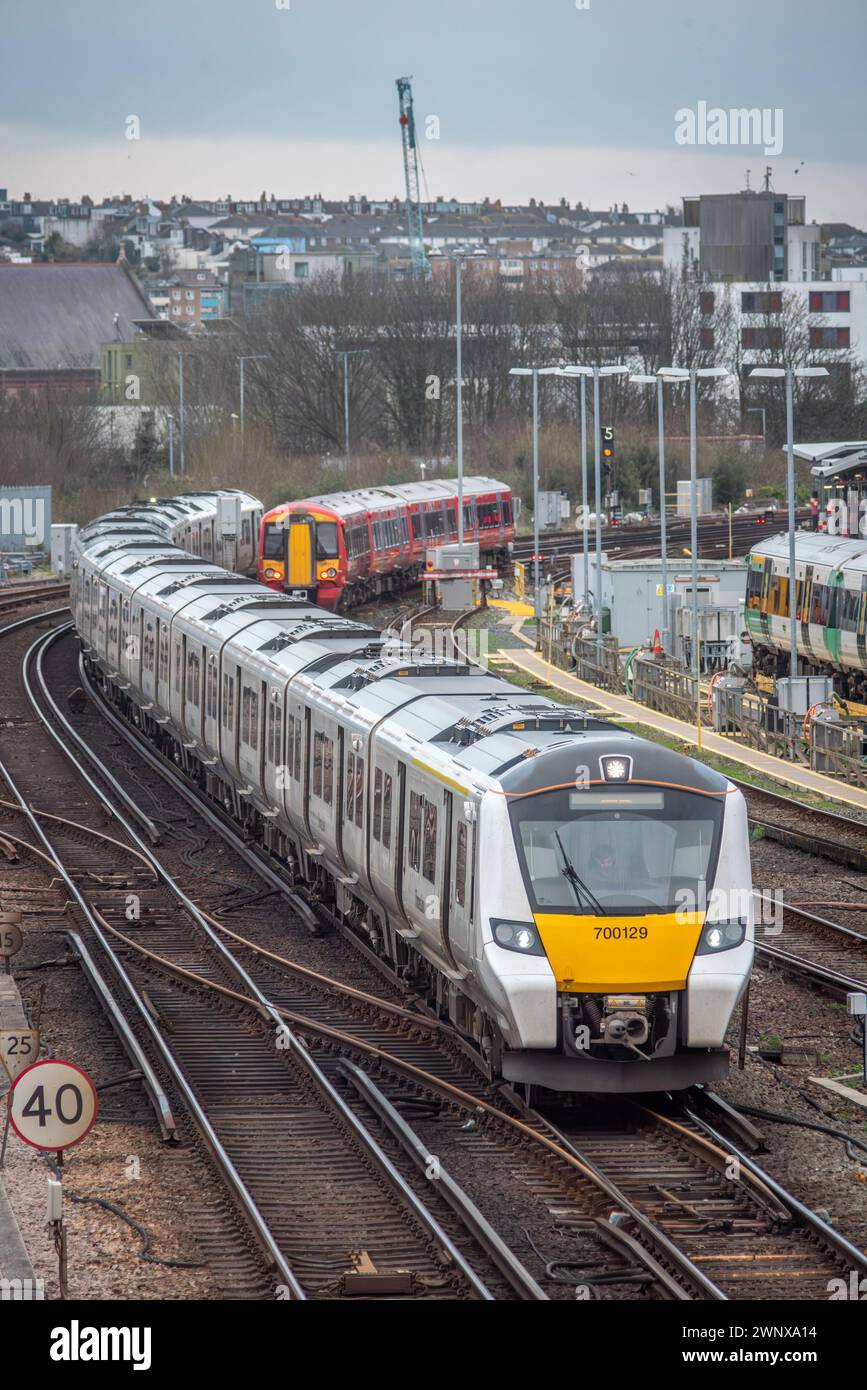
[678,1104,867,1277]
[28,625,518,1300]
[338,1060,548,1300]
[18,625,307,1298]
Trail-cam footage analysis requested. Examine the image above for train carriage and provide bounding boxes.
[746,532,867,699]
[259,476,515,609]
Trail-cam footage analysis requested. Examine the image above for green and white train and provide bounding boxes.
[745,532,867,701]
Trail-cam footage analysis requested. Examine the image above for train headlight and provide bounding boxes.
[696,919,747,955]
[264,567,277,579]
[322,567,337,579]
[600,754,632,782]
[491,920,545,957]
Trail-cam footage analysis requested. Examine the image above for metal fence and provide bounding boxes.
[810,716,867,787]
[631,656,697,723]
[713,685,809,762]
[572,634,624,693]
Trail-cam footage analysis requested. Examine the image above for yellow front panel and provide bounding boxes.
[533,912,704,993]
[288,522,313,585]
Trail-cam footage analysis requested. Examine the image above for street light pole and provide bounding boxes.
[579,373,589,607]
[561,364,629,669]
[654,367,729,731]
[333,348,369,468]
[167,413,174,478]
[630,373,673,650]
[456,259,464,545]
[177,351,185,477]
[749,366,828,702]
[238,355,267,449]
[342,352,351,461]
[592,369,604,667]
[509,365,560,649]
[532,367,540,640]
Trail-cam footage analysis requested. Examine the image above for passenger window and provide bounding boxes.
[382,774,392,850]
[409,791,422,871]
[286,715,296,782]
[373,768,383,842]
[422,799,438,883]
[312,731,323,799]
[354,756,364,828]
[455,822,468,908]
[186,650,200,705]
[174,641,182,694]
[323,736,333,806]
[268,698,282,764]
[241,686,259,747]
[346,752,356,820]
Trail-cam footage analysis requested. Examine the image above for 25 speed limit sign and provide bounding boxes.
[7,1059,98,1151]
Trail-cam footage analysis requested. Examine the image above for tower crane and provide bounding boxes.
[395,76,430,277]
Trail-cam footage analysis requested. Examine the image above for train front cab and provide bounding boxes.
[479,738,753,1093]
[260,507,344,609]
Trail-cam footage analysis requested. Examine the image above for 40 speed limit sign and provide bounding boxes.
[7,1059,98,1151]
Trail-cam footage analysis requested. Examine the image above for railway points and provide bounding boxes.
[2,488,866,1310]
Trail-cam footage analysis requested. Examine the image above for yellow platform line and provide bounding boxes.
[497,633,867,813]
[488,598,535,618]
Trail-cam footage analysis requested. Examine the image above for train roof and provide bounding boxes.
[750,531,867,568]
[263,477,510,522]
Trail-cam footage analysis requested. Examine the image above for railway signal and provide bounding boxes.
[601,426,614,477]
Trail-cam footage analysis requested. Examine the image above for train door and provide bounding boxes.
[302,706,312,840]
[286,516,315,595]
[335,726,347,867]
[131,603,144,688]
[447,804,474,965]
[120,597,131,676]
[394,761,407,918]
[439,790,460,971]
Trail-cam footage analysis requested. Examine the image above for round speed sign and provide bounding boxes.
[7,1059,98,1151]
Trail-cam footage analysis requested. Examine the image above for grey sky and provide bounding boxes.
[2,0,865,218]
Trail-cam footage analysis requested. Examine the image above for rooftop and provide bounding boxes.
[0,262,153,371]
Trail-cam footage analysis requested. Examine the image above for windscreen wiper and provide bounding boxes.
[554,831,605,916]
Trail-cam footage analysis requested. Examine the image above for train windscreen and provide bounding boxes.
[509,785,723,915]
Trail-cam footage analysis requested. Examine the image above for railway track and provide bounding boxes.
[0,578,69,617]
[732,776,867,875]
[6,604,865,1301]
[1,612,552,1300]
[756,900,867,996]
[536,1096,867,1300]
[511,509,807,567]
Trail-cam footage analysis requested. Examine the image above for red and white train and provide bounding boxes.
[258,477,515,610]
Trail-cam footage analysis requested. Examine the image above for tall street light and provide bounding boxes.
[455,258,465,545]
[166,412,175,478]
[551,367,590,611]
[561,365,629,667]
[630,371,676,651]
[658,366,729,702]
[749,366,829,697]
[239,354,268,449]
[509,365,560,648]
[334,347,370,467]
[177,351,185,477]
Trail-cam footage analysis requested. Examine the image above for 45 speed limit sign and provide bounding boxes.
[7,1059,98,1151]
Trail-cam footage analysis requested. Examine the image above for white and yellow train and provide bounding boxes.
[71,494,754,1093]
